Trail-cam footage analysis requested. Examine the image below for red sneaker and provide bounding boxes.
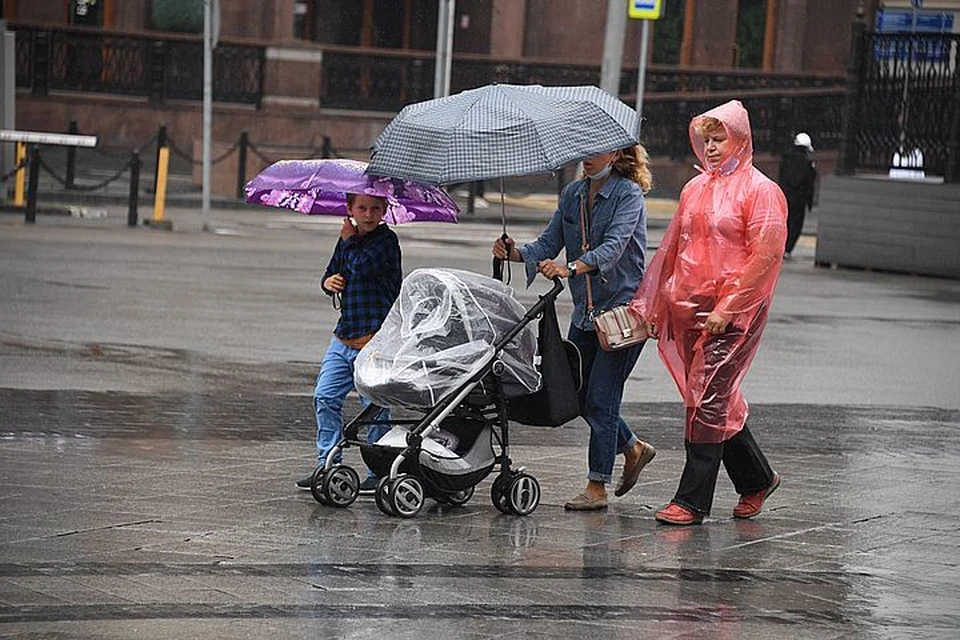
[655,503,703,525]
[733,472,781,519]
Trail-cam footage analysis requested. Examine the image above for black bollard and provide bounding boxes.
[322,136,332,159]
[127,151,140,227]
[65,120,78,189]
[25,146,40,224]
[236,131,249,200]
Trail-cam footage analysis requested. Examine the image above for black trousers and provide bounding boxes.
[672,425,774,516]
[784,196,807,254]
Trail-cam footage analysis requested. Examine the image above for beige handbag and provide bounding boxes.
[594,305,648,351]
[577,194,647,351]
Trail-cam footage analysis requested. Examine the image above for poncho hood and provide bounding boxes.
[689,99,753,177]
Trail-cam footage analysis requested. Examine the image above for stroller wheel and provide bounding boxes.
[491,473,513,514]
[310,469,332,505]
[506,473,540,516]
[375,477,396,516]
[389,474,425,519]
[444,485,475,507]
[322,465,360,508]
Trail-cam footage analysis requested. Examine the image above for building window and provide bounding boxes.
[653,0,684,64]
[149,0,202,34]
[303,0,436,50]
[734,0,764,68]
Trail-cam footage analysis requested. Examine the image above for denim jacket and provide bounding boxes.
[519,174,647,331]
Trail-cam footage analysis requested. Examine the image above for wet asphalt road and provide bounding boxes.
[1,197,959,638]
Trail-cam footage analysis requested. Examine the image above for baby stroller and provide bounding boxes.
[309,268,579,518]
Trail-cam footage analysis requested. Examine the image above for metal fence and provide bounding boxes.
[641,88,845,159]
[13,24,264,106]
[319,46,845,113]
[842,28,960,180]
[10,23,848,164]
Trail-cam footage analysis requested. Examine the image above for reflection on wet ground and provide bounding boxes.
[1,390,959,638]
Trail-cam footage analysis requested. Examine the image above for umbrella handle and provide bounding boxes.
[493,233,513,282]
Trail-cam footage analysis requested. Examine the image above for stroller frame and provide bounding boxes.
[309,278,566,518]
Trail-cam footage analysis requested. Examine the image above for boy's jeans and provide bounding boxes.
[567,325,645,484]
[314,337,389,477]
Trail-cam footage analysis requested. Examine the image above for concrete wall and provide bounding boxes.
[815,176,960,279]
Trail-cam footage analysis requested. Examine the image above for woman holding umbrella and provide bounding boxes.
[492,145,657,511]
[629,100,787,525]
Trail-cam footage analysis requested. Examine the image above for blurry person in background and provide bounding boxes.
[778,132,817,259]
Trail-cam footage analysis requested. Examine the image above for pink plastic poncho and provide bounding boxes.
[630,100,787,443]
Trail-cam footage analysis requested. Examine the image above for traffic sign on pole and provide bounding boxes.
[629,0,662,20]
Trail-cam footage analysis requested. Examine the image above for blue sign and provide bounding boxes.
[874,10,955,61]
[875,9,953,33]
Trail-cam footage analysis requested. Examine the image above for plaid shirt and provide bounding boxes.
[322,223,402,340]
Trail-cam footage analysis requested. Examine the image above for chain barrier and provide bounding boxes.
[90,145,139,161]
[247,139,343,166]
[167,137,241,166]
[0,158,27,184]
[38,153,132,192]
[246,140,280,166]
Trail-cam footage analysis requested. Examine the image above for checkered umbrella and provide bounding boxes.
[366,84,640,185]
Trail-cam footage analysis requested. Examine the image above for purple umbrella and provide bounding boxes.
[244,158,459,224]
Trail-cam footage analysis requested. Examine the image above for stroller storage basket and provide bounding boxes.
[361,415,496,495]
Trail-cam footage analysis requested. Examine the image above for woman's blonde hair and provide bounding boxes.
[612,144,653,193]
[694,116,725,137]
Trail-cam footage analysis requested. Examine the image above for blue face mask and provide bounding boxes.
[585,164,612,181]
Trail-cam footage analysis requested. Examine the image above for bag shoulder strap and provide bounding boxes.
[579,193,594,314]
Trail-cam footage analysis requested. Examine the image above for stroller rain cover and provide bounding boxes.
[355,268,541,409]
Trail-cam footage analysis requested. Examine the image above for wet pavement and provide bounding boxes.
[1,192,960,638]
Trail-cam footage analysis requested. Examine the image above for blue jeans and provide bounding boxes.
[567,325,645,484]
[314,336,389,477]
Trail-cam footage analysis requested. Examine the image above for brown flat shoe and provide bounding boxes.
[563,492,609,511]
[614,441,657,497]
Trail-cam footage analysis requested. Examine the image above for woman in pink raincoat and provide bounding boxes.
[629,100,787,525]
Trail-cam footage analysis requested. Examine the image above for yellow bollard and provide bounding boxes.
[149,146,173,230]
[13,142,26,206]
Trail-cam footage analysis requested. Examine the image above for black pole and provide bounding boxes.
[127,151,140,227]
[322,136,332,159]
[65,119,78,189]
[25,146,40,224]
[236,131,249,199]
[153,124,167,193]
[946,78,960,184]
[838,22,866,176]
